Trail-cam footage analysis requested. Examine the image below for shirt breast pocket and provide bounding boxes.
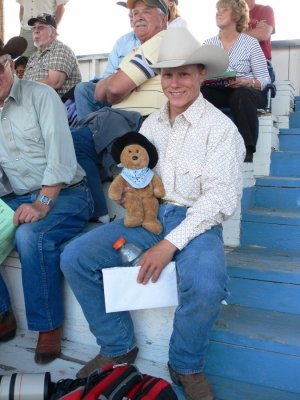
[175,162,202,200]
[18,126,44,156]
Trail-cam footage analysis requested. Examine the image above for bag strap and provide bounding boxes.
[83,364,143,400]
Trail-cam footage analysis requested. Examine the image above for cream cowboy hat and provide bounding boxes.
[151,28,229,77]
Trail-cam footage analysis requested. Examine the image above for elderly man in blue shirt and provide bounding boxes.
[74,1,140,121]
[0,37,93,364]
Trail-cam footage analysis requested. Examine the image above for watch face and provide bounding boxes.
[38,195,53,207]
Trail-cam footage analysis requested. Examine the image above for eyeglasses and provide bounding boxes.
[216,7,231,13]
[0,59,9,74]
[31,24,49,33]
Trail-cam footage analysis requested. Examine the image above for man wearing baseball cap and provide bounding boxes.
[23,13,81,100]
[17,0,69,57]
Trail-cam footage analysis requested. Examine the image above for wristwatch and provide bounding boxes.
[37,194,54,208]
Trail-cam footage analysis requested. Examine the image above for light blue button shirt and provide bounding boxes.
[0,77,85,196]
[102,31,141,79]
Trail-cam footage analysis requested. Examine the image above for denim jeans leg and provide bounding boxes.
[71,127,108,218]
[74,82,110,120]
[4,185,93,331]
[0,274,11,314]
[169,225,228,374]
[61,217,161,356]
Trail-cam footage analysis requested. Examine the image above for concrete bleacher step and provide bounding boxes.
[207,375,300,400]
[205,305,300,394]
[295,96,300,112]
[290,111,300,128]
[279,128,300,151]
[254,176,300,211]
[241,208,300,251]
[270,151,300,177]
[225,246,300,313]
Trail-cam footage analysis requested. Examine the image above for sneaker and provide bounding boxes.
[76,347,139,379]
[168,363,214,400]
[89,215,116,224]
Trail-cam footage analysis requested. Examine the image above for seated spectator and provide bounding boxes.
[14,55,28,78]
[165,0,187,28]
[61,28,245,399]
[0,36,93,363]
[71,0,168,224]
[23,13,81,100]
[17,0,69,57]
[75,2,141,120]
[201,0,270,163]
[245,0,275,81]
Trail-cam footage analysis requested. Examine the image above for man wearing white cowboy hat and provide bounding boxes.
[61,28,245,399]
[0,36,93,364]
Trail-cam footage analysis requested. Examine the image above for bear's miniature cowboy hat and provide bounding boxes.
[151,28,229,77]
[0,37,27,60]
[111,132,159,169]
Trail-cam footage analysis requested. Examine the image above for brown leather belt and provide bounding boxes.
[68,179,85,189]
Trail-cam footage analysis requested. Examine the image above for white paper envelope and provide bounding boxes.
[103,262,178,313]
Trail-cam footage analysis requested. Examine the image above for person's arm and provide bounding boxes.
[137,239,178,284]
[247,6,275,42]
[19,5,24,22]
[12,85,80,225]
[94,69,136,104]
[54,4,65,25]
[247,20,273,42]
[13,184,63,224]
[38,70,67,90]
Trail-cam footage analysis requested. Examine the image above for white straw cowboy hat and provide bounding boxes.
[152,28,229,77]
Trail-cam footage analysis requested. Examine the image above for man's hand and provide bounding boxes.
[137,239,178,285]
[13,201,51,225]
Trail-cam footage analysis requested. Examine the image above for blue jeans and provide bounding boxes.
[0,183,94,331]
[74,82,111,120]
[61,204,228,373]
[71,127,108,218]
[0,274,10,314]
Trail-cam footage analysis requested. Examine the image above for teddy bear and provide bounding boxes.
[108,132,165,235]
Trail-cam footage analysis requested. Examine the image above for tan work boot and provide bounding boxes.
[76,346,139,379]
[168,363,214,400]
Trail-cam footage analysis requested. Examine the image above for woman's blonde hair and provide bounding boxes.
[168,0,181,22]
[217,0,249,32]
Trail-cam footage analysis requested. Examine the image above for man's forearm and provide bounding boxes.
[55,5,65,25]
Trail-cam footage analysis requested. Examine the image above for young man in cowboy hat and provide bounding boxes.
[0,37,93,364]
[61,28,245,399]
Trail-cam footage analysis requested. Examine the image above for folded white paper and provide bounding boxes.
[103,262,178,313]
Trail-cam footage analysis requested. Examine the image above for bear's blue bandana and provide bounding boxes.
[121,167,154,189]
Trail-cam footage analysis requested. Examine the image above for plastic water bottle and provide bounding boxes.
[113,237,144,266]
